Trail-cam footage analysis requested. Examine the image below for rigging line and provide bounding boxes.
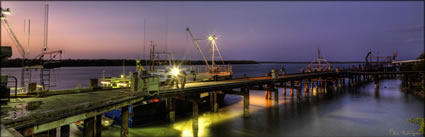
[27,19,31,56]
[214,42,225,65]
[2,19,25,57]
[165,8,168,52]
[143,18,146,62]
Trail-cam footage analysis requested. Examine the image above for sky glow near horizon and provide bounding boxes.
[0,1,423,61]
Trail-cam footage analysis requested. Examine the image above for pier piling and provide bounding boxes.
[192,98,199,137]
[374,75,379,89]
[95,115,102,137]
[304,81,309,96]
[274,90,279,109]
[121,106,129,137]
[48,128,56,137]
[60,125,70,137]
[84,117,95,137]
[213,92,218,112]
[167,98,176,122]
[290,81,294,96]
[243,88,250,118]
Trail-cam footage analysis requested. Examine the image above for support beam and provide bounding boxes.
[84,117,95,137]
[60,125,70,137]
[121,106,129,137]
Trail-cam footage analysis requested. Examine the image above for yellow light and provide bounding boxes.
[171,67,180,76]
[100,81,111,85]
[1,9,11,15]
[0,16,6,20]
[117,82,128,87]
[208,36,213,41]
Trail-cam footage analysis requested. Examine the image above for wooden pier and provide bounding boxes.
[1,70,423,137]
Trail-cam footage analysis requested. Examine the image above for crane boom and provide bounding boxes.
[214,42,225,65]
[186,27,210,69]
[1,18,26,58]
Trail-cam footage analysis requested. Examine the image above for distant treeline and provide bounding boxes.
[0,59,259,67]
[258,61,365,64]
[0,59,371,68]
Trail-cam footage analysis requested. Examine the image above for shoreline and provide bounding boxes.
[1,59,370,68]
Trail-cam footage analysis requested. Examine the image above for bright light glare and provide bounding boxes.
[171,67,180,76]
[117,82,129,87]
[100,81,111,85]
[208,36,213,41]
[1,9,11,15]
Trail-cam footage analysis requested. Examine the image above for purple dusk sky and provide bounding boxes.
[1,1,423,61]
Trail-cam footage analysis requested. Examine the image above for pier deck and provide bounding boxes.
[1,71,423,136]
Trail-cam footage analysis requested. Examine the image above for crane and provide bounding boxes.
[365,51,372,68]
[1,8,27,59]
[186,27,226,73]
[186,27,210,70]
[2,6,63,91]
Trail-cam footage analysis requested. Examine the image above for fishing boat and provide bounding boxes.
[301,48,332,72]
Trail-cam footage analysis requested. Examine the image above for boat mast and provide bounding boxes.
[144,18,146,65]
[209,35,218,71]
[150,41,155,71]
[317,48,321,69]
[43,4,49,53]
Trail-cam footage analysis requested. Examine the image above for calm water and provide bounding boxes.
[2,64,424,136]
[1,63,356,90]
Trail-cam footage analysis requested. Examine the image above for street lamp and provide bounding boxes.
[171,67,180,76]
[1,8,11,20]
[1,8,11,15]
[208,35,217,41]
